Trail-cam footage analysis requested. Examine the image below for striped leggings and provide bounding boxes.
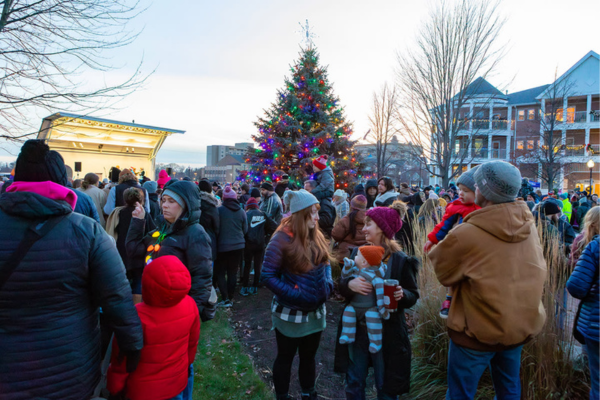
[339,305,383,353]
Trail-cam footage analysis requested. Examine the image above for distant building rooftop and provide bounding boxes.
[508,84,550,106]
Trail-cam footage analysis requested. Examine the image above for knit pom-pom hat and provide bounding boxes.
[366,205,404,239]
[223,185,237,200]
[313,155,328,170]
[359,246,385,266]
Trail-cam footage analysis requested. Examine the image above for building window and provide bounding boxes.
[517,141,524,150]
[557,107,575,123]
[527,140,534,150]
[518,110,525,121]
[528,109,535,120]
[455,139,460,154]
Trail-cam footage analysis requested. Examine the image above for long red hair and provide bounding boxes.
[276,204,331,274]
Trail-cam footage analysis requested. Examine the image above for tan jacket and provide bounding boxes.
[429,201,546,350]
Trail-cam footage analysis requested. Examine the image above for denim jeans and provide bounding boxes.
[168,364,194,400]
[585,337,599,400]
[345,322,397,400]
[447,340,523,400]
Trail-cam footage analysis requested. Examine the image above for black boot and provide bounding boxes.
[275,394,293,400]
[301,390,318,400]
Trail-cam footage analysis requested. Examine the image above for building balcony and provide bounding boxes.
[452,148,509,161]
[544,110,600,126]
[457,119,513,135]
[471,148,488,159]
[490,149,508,159]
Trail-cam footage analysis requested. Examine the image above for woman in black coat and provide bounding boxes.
[198,180,220,263]
[334,203,419,398]
[127,180,215,322]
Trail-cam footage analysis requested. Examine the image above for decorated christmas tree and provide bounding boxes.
[243,46,361,190]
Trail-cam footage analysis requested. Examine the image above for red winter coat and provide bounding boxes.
[427,200,480,244]
[107,255,200,400]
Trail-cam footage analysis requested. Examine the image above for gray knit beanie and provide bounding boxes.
[162,189,186,209]
[143,180,158,194]
[474,161,521,204]
[283,189,318,214]
[456,166,478,192]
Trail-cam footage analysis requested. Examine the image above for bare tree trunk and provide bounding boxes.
[367,83,400,179]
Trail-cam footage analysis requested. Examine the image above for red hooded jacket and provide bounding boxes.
[107,256,200,400]
[157,169,170,189]
[427,199,481,244]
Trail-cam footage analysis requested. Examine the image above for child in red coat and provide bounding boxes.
[107,255,200,400]
[424,168,481,318]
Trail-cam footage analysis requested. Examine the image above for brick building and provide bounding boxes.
[429,50,599,192]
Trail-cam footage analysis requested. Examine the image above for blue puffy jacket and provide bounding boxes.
[567,236,599,342]
[262,230,333,312]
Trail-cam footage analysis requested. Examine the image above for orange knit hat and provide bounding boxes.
[358,246,385,266]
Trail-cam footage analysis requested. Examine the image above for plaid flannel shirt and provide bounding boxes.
[271,298,326,323]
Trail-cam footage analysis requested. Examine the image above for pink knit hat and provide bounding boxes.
[366,207,403,239]
[223,185,237,200]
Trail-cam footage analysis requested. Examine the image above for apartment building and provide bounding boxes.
[206,142,254,167]
[429,50,599,191]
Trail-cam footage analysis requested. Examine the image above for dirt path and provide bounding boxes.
[229,287,348,399]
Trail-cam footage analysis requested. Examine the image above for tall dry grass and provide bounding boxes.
[406,214,590,399]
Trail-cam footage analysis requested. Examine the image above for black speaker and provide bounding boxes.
[166,167,173,176]
[74,162,82,172]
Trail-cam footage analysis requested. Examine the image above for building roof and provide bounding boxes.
[216,154,246,166]
[42,112,186,134]
[507,84,550,106]
[536,50,600,99]
[458,77,506,99]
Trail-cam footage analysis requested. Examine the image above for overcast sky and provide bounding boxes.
[0,0,597,166]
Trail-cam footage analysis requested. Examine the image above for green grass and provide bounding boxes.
[193,309,272,400]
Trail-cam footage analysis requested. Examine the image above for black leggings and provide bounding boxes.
[243,247,264,287]
[216,249,243,300]
[273,329,323,396]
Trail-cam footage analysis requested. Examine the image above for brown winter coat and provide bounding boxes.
[331,210,367,262]
[429,201,547,351]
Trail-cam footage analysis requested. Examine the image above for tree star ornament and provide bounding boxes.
[296,19,317,48]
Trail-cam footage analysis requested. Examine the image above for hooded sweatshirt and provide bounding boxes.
[157,169,170,189]
[429,201,547,351]
[107,256,200,400]
[217,198,248,253]
[365,179,378,209]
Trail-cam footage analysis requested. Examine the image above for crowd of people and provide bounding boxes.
[0,139,598,400]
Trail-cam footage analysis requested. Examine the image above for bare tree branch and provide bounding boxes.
[0,0,150,141]
[395,0,507,187]
[517,70,576,190]
[365,82,401,178]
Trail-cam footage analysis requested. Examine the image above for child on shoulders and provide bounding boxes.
[424,167,481,318]
[311,155,334,201]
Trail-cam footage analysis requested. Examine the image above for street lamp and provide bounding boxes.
[587,159,595,194]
